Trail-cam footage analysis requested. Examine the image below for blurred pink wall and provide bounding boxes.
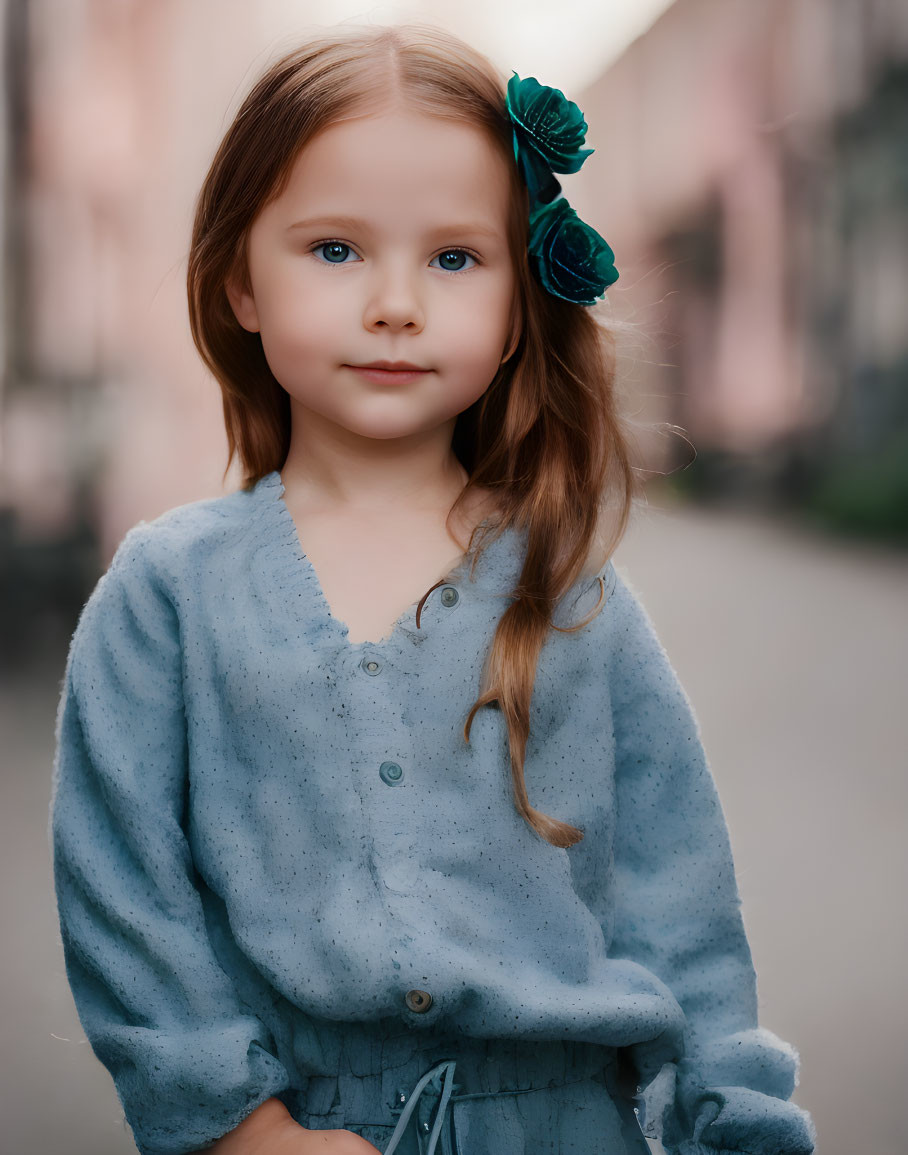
[574,0,908,463]
[13,0,279,554]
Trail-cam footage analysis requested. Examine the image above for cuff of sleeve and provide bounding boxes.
[98,1024,292,1155]
[657,1029,816,1155]
[662,1085,817,1155]
[678,1028,801,1100]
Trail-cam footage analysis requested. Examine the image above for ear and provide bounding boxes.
[224,271,261,333]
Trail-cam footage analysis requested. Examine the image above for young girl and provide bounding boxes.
[50,22,817,1155]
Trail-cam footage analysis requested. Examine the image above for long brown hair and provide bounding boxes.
[187,22,647,848]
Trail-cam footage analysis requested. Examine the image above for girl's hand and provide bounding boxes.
[199,1098,382,1155]
[277,1128,383,1153]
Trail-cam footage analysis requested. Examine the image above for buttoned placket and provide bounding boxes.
[351,581,464,1030]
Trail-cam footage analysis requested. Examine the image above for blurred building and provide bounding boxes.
[0,0,281,665]
[1,0,906,665]
[574,0,908,524]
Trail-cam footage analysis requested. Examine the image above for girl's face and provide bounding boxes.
[227,106,519,444]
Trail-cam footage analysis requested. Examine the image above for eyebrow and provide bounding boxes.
[286,214,501,240]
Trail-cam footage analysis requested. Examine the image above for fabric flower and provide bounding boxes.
[505,72,594,195]
[505,70,619,303]
[526,194,619,305]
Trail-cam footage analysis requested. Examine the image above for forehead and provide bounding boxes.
[268,109,512,229]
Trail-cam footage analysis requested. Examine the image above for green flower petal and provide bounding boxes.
[527,196,619,306]
[510,125,562,206]
[506,72,594,175]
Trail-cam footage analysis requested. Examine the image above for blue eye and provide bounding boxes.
[309,241,479,273]
[311,241,358,265]
[430,250,478,273]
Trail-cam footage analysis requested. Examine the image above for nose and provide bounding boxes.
[362,258,426,333]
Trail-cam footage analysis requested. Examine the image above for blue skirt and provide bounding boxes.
[276,1018,652,1155]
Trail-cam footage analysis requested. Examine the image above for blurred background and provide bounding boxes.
[1,1,906,1153]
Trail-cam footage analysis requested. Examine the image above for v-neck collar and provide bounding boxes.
[248,469,521,652]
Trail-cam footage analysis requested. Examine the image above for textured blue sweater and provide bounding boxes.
[49,470,816,1155]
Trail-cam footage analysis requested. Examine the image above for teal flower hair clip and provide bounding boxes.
[505,72,619,306]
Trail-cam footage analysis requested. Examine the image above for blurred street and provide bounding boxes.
[4,495,905,1155]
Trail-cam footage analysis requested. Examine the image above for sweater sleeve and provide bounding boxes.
[49,523,291,1155]
[603,571,817,1155]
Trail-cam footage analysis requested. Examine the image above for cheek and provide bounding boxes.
[259,272,346,356]
[438,304,510,401]
[444,281,512,348]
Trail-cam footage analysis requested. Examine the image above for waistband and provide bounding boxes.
[384,1055,645,1155]
[282,1022,648,1154]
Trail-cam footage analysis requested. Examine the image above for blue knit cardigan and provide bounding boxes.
[49,470,816,1155]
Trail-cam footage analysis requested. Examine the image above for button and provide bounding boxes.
[360,656,383,676]
[379,761,404,786]
[404,988,433,1013]
[440,586,459,607]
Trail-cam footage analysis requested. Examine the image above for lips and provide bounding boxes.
[352,361,428,371]
[346,361,431,385]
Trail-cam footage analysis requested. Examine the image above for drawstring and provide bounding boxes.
[380,1058,627,1155]
[384,1058,458,1155]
